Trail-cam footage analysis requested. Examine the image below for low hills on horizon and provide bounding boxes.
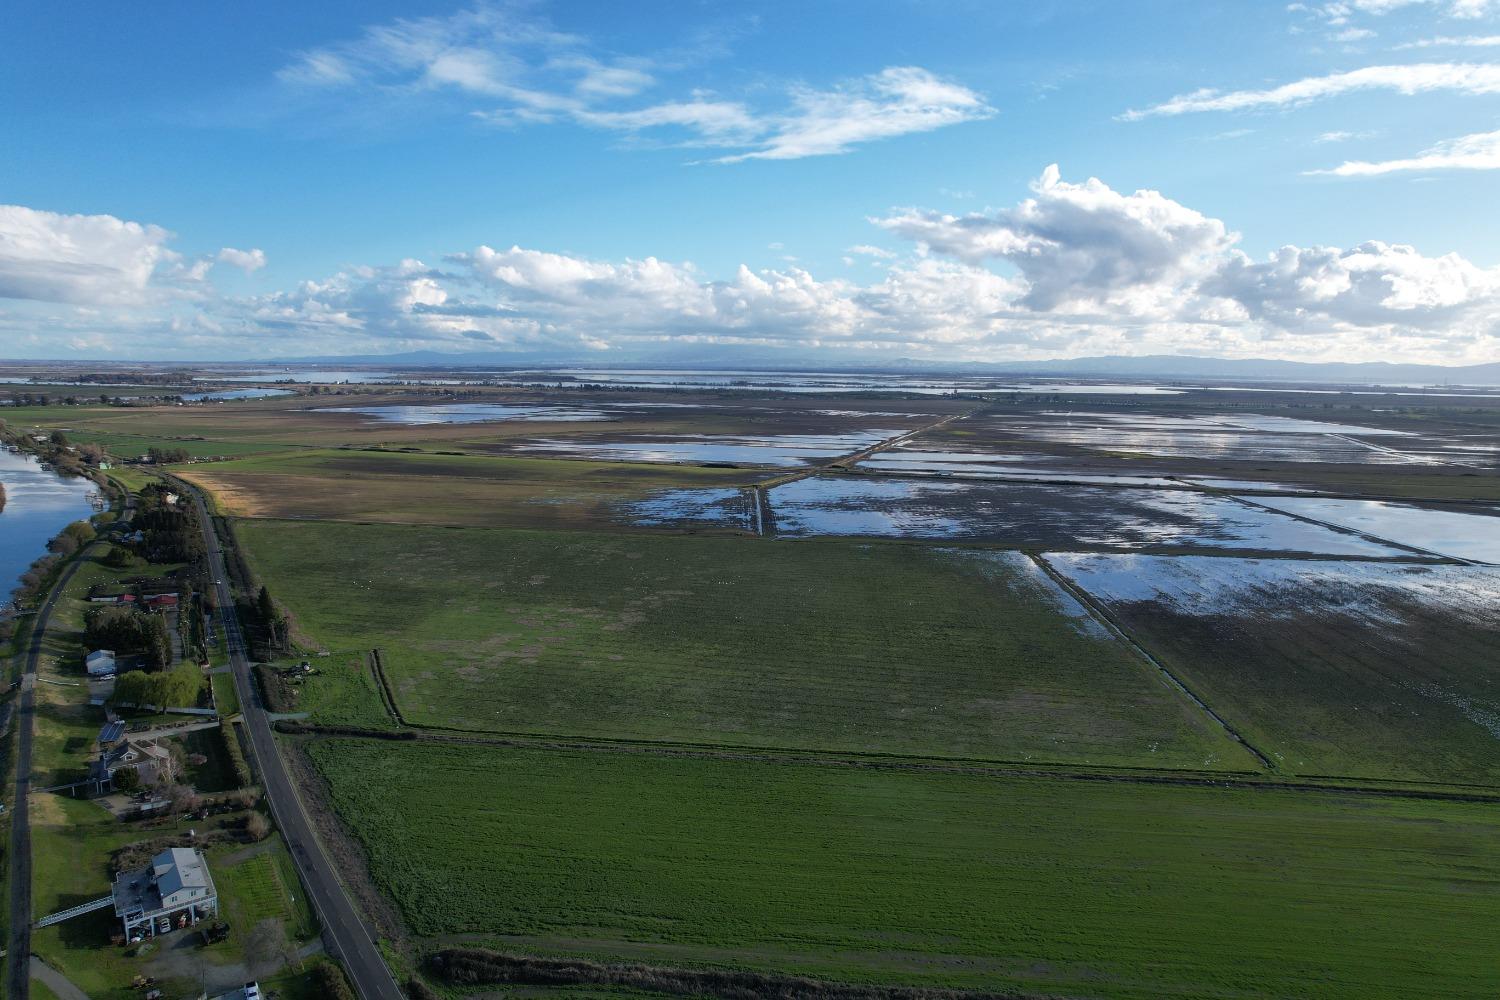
[257,349,1500,386]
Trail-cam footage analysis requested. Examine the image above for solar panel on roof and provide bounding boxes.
[99,720,126,744]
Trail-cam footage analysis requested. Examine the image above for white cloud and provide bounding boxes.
[276,5,987,161]
[874,164,1235,312]
[1209,241,1500,330]
[1308,127,1500,173]
[572,98,758,144]
[1396,33,1500,46]
[217,247,267,274]
[1295,0,1499,24]
[713,67,993,162]
[0,205,177,305]
[1316,128,1380,141]
[6,168,1500,363]
[1122,62,1500,118]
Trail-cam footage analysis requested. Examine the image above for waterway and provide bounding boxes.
[0,448,100,608]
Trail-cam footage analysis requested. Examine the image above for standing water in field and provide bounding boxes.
[613,488,756,531]
[0,449,99,607]
[1244,497,1500,564]
[326,403,611,424]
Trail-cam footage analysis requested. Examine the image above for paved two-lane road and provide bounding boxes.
[180,482,402,1000]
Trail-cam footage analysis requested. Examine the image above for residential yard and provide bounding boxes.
[29,795,317,1000]
[237,520,1253,769]
[310,738,1500,1000]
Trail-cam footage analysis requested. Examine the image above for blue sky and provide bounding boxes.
[3,0,1499,363]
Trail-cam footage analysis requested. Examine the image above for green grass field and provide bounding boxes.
[1052,555,1500,786]
[309,739,1500,999]
[182,449,764,529]
[237,519,1250,768]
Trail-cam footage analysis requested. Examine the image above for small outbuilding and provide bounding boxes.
[85,649,117,677]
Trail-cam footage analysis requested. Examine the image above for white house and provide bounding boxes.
[85,649,116,677]
[112,847,218,941]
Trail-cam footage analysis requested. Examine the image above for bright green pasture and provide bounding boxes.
[237,519,1249,769]
[309,739,1500,999]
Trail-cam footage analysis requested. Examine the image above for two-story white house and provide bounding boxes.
[111,847,218,941]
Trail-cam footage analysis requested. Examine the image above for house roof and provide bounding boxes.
[86,649,115,663]
[154,847,212,899]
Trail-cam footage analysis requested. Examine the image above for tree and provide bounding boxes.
[86,607,172,670]
[245,812,271,841]
[49,429,67,446]
[113,767,141,793]
[256,586,289,654]
[64,520,96,544]
[47,534,78,556]
[102,545,139,570]
[312,963,357,1000]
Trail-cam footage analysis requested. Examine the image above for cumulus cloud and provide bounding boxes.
[874,164,1234,312]
[7,168,1500,363]
[276,5,988,161]
[1209,241,1500,331]
[217,247,267,273]
[1121,63,1500,119]
[874,165,1500,357]
[1309,127,1500,174]
[0,205,177,305]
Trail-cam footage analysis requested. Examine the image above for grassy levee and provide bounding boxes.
[308,739,1500,1000]
[179,449,764,529]
[235,519,1252,770]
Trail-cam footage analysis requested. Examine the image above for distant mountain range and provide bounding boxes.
[263,349,1500,386]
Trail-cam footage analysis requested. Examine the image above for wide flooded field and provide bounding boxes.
[760,476,1408,555]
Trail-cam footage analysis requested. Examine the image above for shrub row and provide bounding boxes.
[427,948,1031,1000]
[221,719,253,787]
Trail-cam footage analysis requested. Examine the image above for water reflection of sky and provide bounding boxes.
[767,476,1403,555]
[1248,497,1500,563]
[327,404,609,424]
[181,388,295,401]
[0,450,99,605]
[516,430,900,467]
[614,488,754,530]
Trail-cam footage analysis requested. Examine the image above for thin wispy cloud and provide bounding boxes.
[1121,62,1500,118]
[712,68,993,163]
[1309,127,1500,173]
[1316,128,1380,141]
[1290,0,1500,25]
[1396,33,1500,46]
[277,3,990,161]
